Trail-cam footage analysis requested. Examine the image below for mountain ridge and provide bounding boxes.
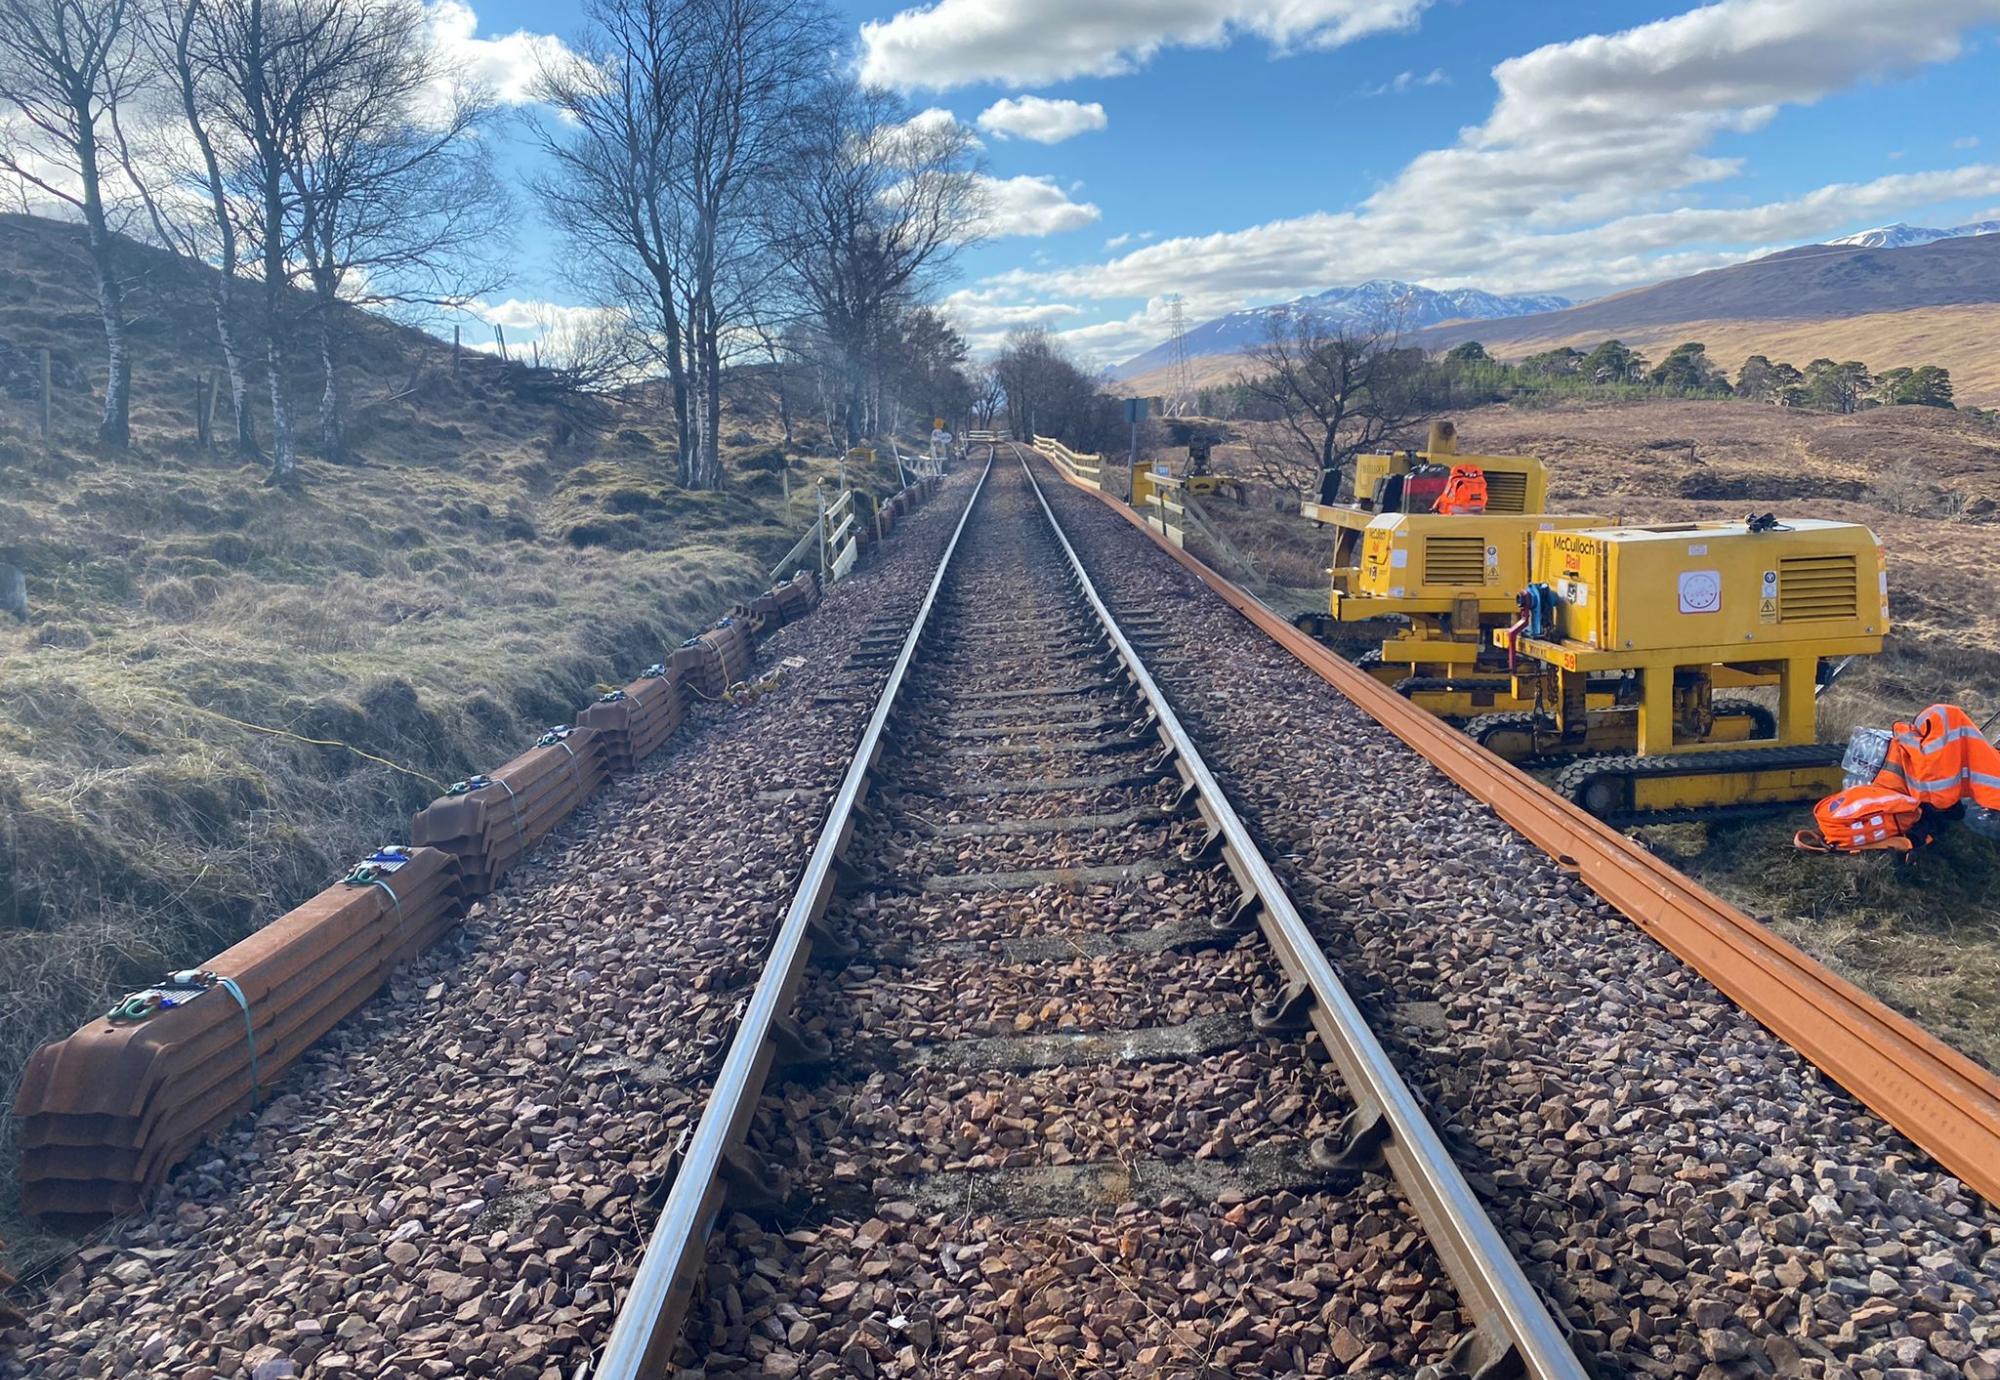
[1112,233,2000,407]
[1111,279,1570,380]
[1826,220,2000,250]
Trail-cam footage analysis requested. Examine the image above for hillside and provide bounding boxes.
[1123,234,2000,405]
[0,213,889,1228]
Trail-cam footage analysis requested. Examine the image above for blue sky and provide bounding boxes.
[443,0,2000,366]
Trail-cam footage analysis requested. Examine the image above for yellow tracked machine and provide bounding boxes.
[1485,516,1888,823]
[1296,421,1614,719]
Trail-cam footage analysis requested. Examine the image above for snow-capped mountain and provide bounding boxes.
[1112,280,1571,379]
[1826,220,2000,250]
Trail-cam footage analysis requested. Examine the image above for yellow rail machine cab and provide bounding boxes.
[1488,516,1889,823]
[1295,420,1594,718]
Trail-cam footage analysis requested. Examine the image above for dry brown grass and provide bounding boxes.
[0,213,910,1245]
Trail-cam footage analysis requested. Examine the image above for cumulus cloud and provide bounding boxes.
[1361,67,1448,97]
[968,0,2000,366]
[426,1,575,105]
[1955,135,1981,150]
[860,0,1432,91]
[901,106,981,144]
[940,288,1084,352]
[978,175,1102,237]
[976,96,1108,144]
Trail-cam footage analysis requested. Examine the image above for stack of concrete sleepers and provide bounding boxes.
[13,847,464,1218]
[411,726,608,894]
[671,620,752,699]
[577,667,686,774]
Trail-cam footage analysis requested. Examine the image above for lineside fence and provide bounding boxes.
[1130,464,1188,548]
[1031,434,1102,488]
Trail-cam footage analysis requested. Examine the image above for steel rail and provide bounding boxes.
[1033,449,2000,1210]
[1015,448,1588,1380]
[592,451,995,1380]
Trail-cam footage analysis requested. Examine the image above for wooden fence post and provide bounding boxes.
[38,348,51,448]
[494,324,508,362]
[195,374,210,450]
[453,324,461,375]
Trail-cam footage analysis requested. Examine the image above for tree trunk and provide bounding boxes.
[313,271,345,463]
[95,266,132,449]
[772,358,793,448]
[662,321,691,481]
[262,192,296,482]
[700,322,723,489]
[76,97,129,449]
[843,354,865,449]
[217,294,257,457]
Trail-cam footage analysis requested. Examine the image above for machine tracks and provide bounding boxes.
[598,453,1586,1378]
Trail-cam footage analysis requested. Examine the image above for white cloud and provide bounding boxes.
[1955,135,1982,150]
[940,288,1084,352]
[1105,233,1133,249]
[976,96,1108,144]
[860,0,1432,91]
[964,0,2000,366]
[978,175,1102,237]
[902,106,981,145]
[425,1,575,106]
[1361,67,1448,96]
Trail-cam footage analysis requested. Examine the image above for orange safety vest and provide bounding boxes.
[1798,704,2000,854]
[1799,784,1926,854]
[1872,703,2000,810]
[1433,465,1489,515]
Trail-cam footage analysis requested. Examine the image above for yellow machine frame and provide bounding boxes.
[1297,422,1588,717]
[1491,518,1889,819]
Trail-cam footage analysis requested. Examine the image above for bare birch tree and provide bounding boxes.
[669,0,828,487]
[768,81,984,448]
[0,0,143,448]
[122,0,257,456]
[533,0,698,480]
[1238,310,1426,504]
[284,0,506,462]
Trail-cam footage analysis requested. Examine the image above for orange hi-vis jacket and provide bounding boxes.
[1806,785,1927,853]
[1800,704,1999,854]
[1873,703,2000,811]
[1433,465,1489,515]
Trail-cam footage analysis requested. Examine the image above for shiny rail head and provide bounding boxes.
[591,457,996,1380]
[1010,446,1589,1380]
[1026,440,2000,1215]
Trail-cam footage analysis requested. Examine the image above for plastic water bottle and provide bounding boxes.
[1841,727,1892,789]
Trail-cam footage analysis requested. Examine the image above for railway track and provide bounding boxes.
[599,450,1587,1377]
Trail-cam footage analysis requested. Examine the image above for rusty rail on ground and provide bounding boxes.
[1032,446,2000,1208]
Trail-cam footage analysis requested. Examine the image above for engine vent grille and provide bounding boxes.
[1422,535,1488,587]
[1779,554,1859,622]
[1484,471,1529,513]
